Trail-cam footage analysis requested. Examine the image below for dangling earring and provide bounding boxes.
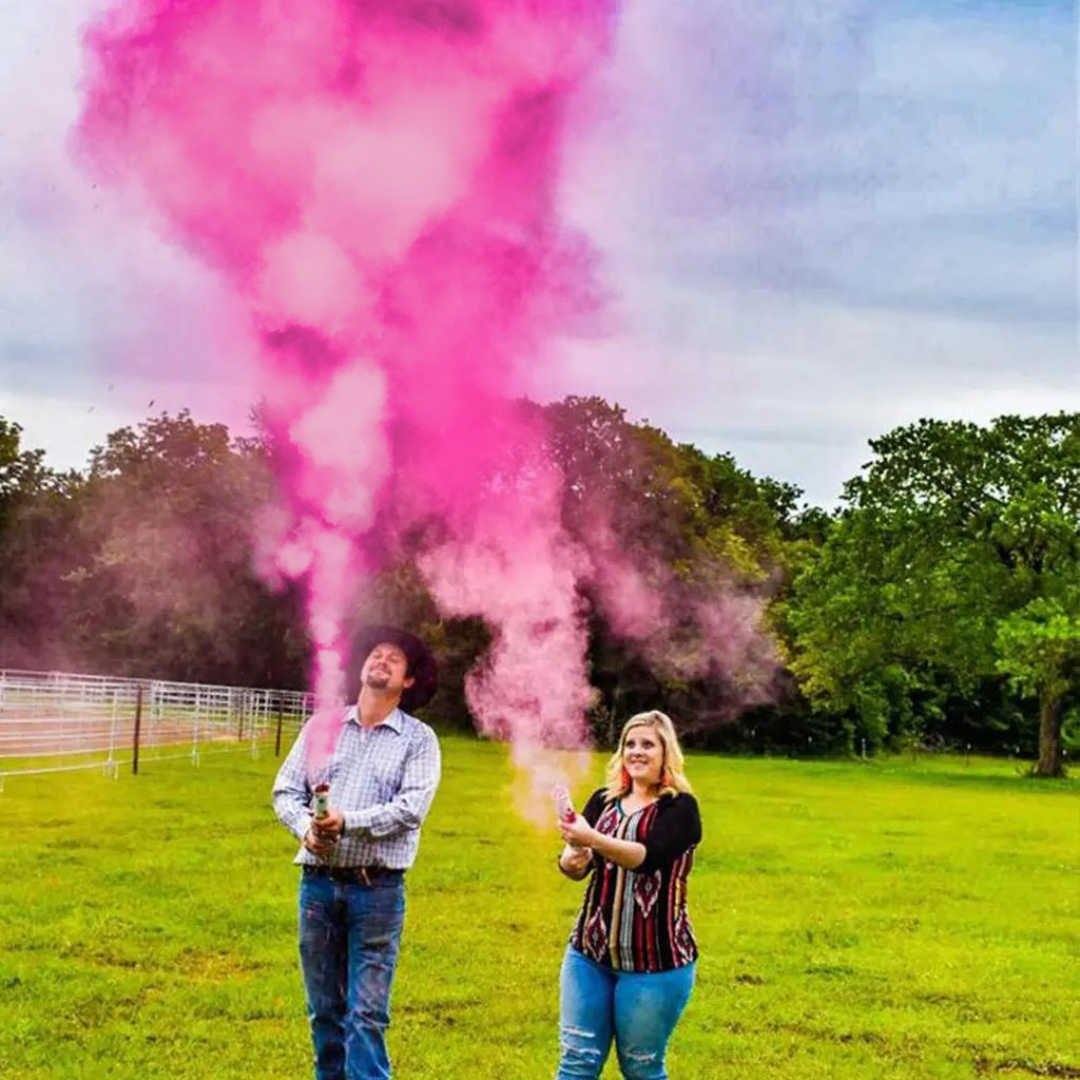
[661,768,672,788]
[621,767,630,789]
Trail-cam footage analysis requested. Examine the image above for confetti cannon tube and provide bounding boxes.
[552,784,576,824]
[311,782,337,863]
[552,784,585,852]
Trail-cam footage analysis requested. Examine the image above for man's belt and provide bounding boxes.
[302,864,403,886]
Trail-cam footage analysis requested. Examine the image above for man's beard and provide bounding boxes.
[365,671,392,690]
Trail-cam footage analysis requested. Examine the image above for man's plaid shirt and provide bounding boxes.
[272,705,442,871]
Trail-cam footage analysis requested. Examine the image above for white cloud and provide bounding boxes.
[542,0,1077,503]
[0,384,137,471]
[1,0,1075,507]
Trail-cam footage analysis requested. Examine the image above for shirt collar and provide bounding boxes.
[345,704,404,734]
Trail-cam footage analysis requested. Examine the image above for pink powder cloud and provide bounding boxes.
[75,0,779,787]
[75,0,619,772]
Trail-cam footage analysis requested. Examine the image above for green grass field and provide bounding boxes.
[1,738,1077,1079]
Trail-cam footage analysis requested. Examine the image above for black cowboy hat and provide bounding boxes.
[350,624,438,712]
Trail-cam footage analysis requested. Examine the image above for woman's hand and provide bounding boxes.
[559,816,647,872]
[559,815,597,849]
[559,843,593,879]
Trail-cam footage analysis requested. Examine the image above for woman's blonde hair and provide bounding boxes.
[603,710,693,801]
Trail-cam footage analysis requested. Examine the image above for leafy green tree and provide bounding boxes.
[996,595,1080,776]
[66,411,310,687]
[787,414,1080,775]
[0,419,49,526]
[539,396,797,739]
[0,419,84,669]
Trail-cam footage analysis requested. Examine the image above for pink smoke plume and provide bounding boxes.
[586,524,779,713]
[74,1,781,793]
[75,0,619,771]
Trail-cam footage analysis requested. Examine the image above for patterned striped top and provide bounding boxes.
[568,790,702,973]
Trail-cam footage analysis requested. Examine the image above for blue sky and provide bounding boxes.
[1,0,1076,506]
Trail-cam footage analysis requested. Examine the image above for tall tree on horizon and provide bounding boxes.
[787,413,1080,777]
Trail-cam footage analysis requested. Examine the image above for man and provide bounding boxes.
[273,625,441,1080]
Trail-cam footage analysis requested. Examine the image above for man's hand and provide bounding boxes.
[303,808,344,856]
[302,827,337,858]
[312,808,345,840]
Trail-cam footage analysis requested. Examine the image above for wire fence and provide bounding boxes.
[0,669,315,786]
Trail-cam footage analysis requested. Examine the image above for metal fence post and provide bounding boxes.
[132,685,144,775]
[193,688,203,766]
[275,701,285,758]
[104,690,119,779]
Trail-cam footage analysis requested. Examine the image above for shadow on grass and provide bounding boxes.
[759,755,1080,796]
[869,768,1080,797]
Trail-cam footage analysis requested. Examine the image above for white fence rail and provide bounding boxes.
[0,669,314,783]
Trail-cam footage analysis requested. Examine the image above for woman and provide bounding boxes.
[555,711,702,1080]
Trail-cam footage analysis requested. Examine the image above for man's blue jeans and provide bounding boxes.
[298,870,406,1080]
[556,948,696,1080]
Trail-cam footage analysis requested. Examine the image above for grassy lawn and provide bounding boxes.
[0,737,1076,1079]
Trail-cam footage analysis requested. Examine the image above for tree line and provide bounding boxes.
[1,400,1076,776]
